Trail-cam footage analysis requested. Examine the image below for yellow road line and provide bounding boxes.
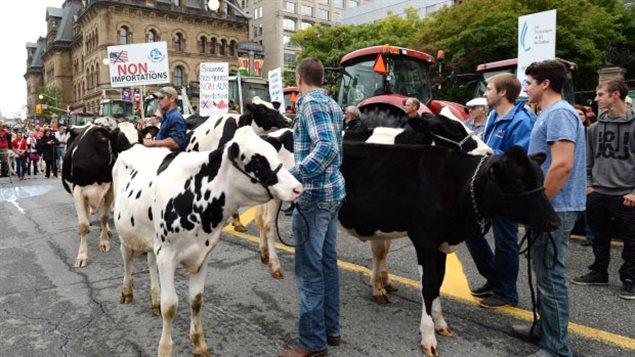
[570,234,624,247]
[223,207,635,350]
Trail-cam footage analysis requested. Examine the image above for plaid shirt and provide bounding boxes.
[290,89,345,203]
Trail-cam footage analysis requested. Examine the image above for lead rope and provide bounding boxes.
[469,155,490,235]
[274,200,310,248]
[518,228,558,339]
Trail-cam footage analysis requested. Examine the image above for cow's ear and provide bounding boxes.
[272,101,281,111]
[529,153,547,166]
[238,113,253,127]
[228,142,240,159]
[245,103,256,113]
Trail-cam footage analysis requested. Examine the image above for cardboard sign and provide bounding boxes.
[107,42,170,88]
[268,67,285,114]
[199,62,229,117]
[517,10,557,95]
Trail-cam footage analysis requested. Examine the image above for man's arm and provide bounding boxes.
[586,128,595,194]
[544,140,575,200]
[144,137,180,150]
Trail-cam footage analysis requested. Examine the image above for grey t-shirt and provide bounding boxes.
[528,100,586,212]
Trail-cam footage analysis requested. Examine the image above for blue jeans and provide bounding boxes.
[292,197,342,351]
[56,146,65,170]
[465,215,519,304]
[532,211,578,357]
[15,157,27,177]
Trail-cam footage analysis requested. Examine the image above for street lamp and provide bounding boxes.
[208,0,220,11]
[39,93,57,101]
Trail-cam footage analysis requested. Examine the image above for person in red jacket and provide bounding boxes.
[11,131,28,180]
[0,122,10,177]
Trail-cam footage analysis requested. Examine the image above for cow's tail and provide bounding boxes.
[61,155,73,194]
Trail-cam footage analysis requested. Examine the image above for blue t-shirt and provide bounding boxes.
[156,107,187,151]
[528,100,586,212]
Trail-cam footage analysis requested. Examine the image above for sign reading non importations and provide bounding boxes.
[268,67,285,114]
[107,42,170,88]
[517,10,557,95]
[199,62,229,117]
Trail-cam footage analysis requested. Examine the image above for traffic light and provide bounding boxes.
[35,104,42,115]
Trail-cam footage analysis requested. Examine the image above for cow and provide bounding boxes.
[62,121,137,267]
[339,142,559,356]
[111,126,302,356]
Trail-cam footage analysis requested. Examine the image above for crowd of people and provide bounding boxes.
[0,122,68,181]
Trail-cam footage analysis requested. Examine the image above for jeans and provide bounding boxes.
[56,146,65,170]
[532,211,578,357]
[465,215,519,304]
[15,157,27,177]
[292,197,342,351]
[586,192,635,283]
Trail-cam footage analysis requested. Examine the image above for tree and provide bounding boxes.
[36,86,64,123]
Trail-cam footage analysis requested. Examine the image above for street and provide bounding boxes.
[1,176,633,356]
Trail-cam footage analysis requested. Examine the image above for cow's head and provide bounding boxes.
[241,96,290,133]
[409,109,492,156]
[226,126,302,203]
[482,146,560,231]
[261,128,294,169]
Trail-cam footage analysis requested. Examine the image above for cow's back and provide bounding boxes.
[186,114,241,152]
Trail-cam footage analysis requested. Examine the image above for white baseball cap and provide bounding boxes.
[466,97,487,107]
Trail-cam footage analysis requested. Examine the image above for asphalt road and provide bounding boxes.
[0,177,633,356]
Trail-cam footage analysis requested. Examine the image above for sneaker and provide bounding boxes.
[511,324,542,342]
[479,294,515,309]
[620,280,635,300]
[571,271,608,286]
[470,282,493,297]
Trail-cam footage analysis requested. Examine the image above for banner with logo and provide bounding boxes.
[254,59,264,77]
[239,57,250,76]
[107,41,170,88]
[268,67,285,114]
[199,62,229,117]
[517,10,556,94]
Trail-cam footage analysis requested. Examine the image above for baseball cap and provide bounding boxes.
[154,86,178,99]
[466,97,487,107]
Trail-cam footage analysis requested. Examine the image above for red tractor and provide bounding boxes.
[283,86,299,115]
[333,45,468,126]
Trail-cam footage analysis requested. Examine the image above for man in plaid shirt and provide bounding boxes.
[279,58,345,357]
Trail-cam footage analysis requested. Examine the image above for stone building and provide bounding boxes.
[25,0,250,116]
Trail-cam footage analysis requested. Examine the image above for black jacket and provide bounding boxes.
[345,119,368,132]
[38,135,59,162]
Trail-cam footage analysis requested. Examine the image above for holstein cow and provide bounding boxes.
[112,126,302,356]
[342,109,492,296]
[184,96,290,233]
[339,143,559,356]
[62,120,137,267]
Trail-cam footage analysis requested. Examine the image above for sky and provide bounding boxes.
[0,0,62,119]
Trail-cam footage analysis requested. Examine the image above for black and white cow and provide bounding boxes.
[112,126,302,356]
[62,120,137,267]
[339,143,559,356]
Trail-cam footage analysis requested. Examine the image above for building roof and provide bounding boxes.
[54,1,82,43]
[27,37,47,70]
[46,7,64,19]
[26,42,37,48]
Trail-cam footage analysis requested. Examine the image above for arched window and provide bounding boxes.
[87,67,93,89]
[118,26,130,45]
[173,66,183,87]
[173,33,183,51]
[197,36,206,54]
[94,65,99,88]
[95,32,98,48]
[220,39,227,56]
[229,40,236,56]
[210,37,217,55]
[146,29,158,42]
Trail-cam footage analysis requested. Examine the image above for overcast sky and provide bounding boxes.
[0,0,62,119]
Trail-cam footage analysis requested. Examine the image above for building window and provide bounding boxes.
[146,29,158,42]
[118,26,130,45]
[95,66,100,88]
[220,39,227,56]
[173,33,183,51]
[283,35,293,47]
[300,21,312,30]
[348,0,358,7]
[333,0,343,7]
[317,9,329,20]
[258,24,263,36]
[284,52,296,65]
[301,5,313,16]
[173,66,183,87]
[198,36,206,53]
[283,18,296,31]
[318,0,328,4]
[210,37,217,54]
[284,1,295,13]
[253,6,263,19]
[229,40,236,56]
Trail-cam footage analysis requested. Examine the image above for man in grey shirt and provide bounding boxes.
[573,79,635,300]
[464,97,488,138]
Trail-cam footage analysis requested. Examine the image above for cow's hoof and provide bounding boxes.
[421,345,438,356]
[271,269,284,279]
[99,241,111,252]
[74,256,88,268]
[193,351,210,357]
[233,224,247,233]
[152,304,161,316]
[435,327,453,337]
[373,294,390,304]
[259,252,270,265]
[120,292,133,304]
[383,282,399,293]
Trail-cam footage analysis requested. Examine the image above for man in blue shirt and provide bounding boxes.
[513,60,586,357]
[465,73,536,309]
[143,86,186,151]
[279,57,345,357]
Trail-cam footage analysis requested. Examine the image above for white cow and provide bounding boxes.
[112,126,302,356]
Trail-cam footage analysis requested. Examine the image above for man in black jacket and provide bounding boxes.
[344,105,367,132]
